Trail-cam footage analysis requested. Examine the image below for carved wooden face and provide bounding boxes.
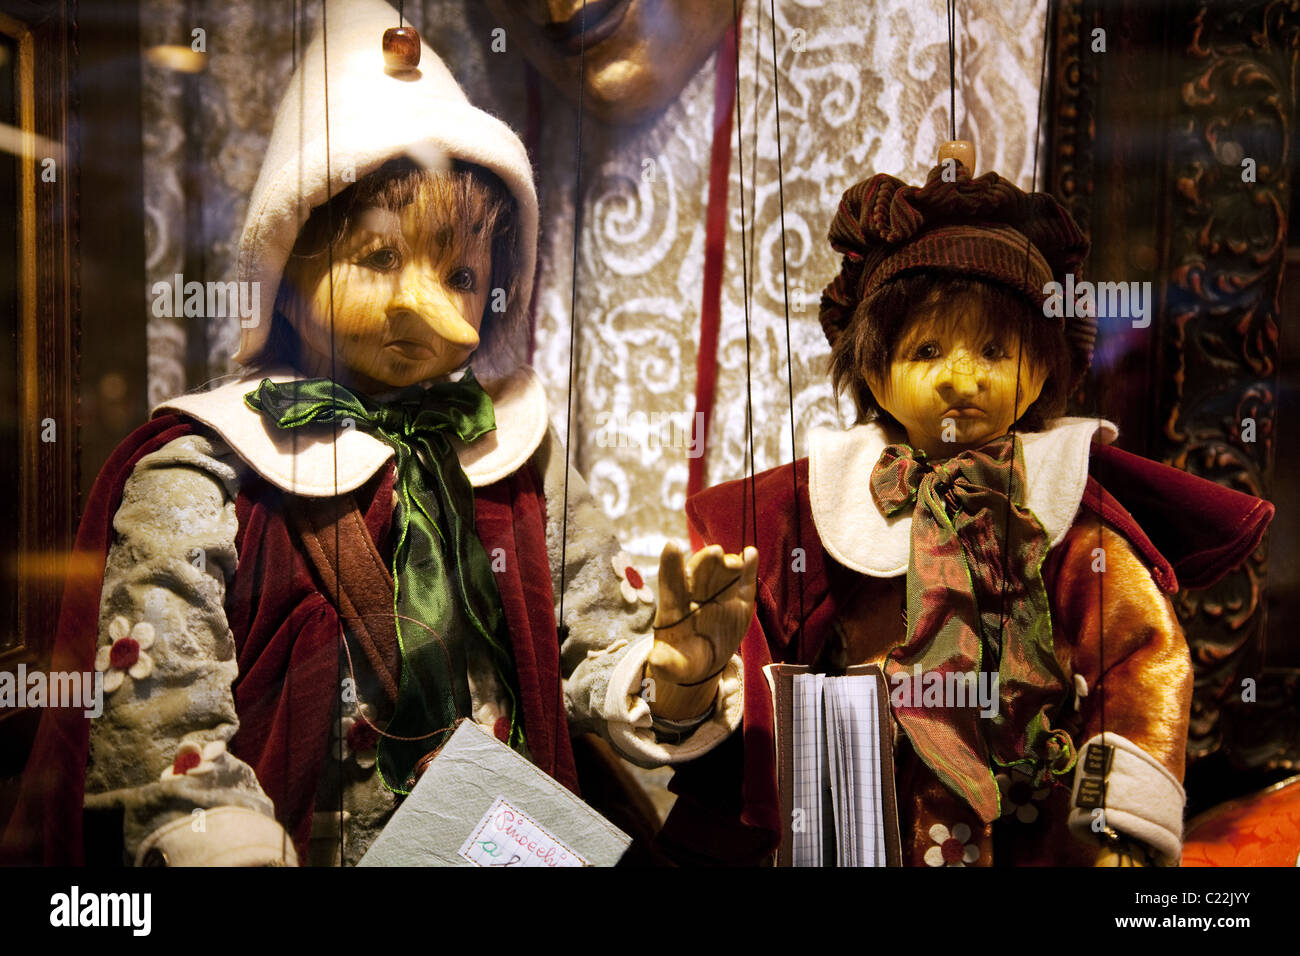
[484,0,734,124]
[866,299,1046,459]
[283,198,491,393]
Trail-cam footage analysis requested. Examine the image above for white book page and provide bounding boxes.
[825,681,850,865]
[791,672,825,867]
[825,675,885,867]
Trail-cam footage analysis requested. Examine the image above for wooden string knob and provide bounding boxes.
[383,26,421,71]
[938,140,976,174]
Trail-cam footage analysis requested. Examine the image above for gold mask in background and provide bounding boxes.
[484,0,735,125]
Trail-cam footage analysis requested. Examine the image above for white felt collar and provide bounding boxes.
[808,416,1118,577]
[154,366,549,497]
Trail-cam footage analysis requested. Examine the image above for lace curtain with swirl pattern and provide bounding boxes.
[140,0,1047,565]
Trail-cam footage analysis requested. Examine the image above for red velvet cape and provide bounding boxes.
[2,414,578,865]
[654,444,1274,865]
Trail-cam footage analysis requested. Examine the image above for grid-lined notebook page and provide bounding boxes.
[824,679,850,864]
[825,675,886,867]
[791,672,825,867]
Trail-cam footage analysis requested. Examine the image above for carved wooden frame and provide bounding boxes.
[0,0,78,714]
[1046,0,1298,779]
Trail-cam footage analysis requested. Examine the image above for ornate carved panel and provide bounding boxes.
[0,0,77,678]
[1047,0,1298,784]
[0,0,79,814]
[1164,1,1295,771]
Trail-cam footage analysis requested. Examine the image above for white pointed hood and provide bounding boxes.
[233,0,538,381]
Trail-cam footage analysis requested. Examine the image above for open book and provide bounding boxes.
[764,663,902,866]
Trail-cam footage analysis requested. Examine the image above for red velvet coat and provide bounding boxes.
[654,443,1272,866]
[2,414,578,865]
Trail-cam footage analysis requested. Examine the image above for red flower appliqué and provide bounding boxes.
[172,749,201,776]
[336,705,380,770]
[612,551,653,605]
[109,637,140,671]
[160,740,226,781]
[346,717,379,754]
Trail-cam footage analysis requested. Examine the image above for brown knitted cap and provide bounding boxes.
[819,162,1093,388]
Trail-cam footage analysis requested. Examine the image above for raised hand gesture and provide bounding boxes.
[646,542,758,721]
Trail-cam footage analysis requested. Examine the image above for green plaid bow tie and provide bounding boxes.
[870,433,1076,822]
[246,370,522,793]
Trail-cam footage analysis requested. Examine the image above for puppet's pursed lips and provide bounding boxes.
[944,407,986,418]
[544,0,633,55]
[386,340,435,359]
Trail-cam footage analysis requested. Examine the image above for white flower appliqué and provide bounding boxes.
[996,769,1051,824]
[612,552,653,605]
[95,616,155,694]
[924,822,980,867]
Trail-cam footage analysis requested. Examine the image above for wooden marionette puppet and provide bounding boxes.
[2,0,756,867]
[665,141,1274,867]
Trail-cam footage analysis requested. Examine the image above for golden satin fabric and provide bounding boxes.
[826,512,1193,866]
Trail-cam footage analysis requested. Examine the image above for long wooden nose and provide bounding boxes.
[388,271,481,348]
[422,305,480,348]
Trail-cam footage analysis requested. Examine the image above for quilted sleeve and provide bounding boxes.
[83,431,297,866]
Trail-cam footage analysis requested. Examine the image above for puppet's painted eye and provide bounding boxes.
[361,248,400,271]
[449,267,477,292]
[982,342,1006,359]
[913,342,940,360]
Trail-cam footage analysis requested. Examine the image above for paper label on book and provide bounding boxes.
[457,796,587,867]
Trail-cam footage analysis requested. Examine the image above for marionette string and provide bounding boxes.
[556,0,588,632]
[282,0,313,856]
[319,0,349,864]
[947,0,957,140]
[936,1,1083,779]
[989,0,1054,706]
[995,0,1052,640]
[733,0,758,552]
[553,2,754,637]
[552,6,749,636]
[280,0,319,860]
[768,0,807,656]
[323,0,478,797]
[744,2,762,550]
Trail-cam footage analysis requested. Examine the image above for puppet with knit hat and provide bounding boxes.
[3,0,756,867]
[667,156,1274,867]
